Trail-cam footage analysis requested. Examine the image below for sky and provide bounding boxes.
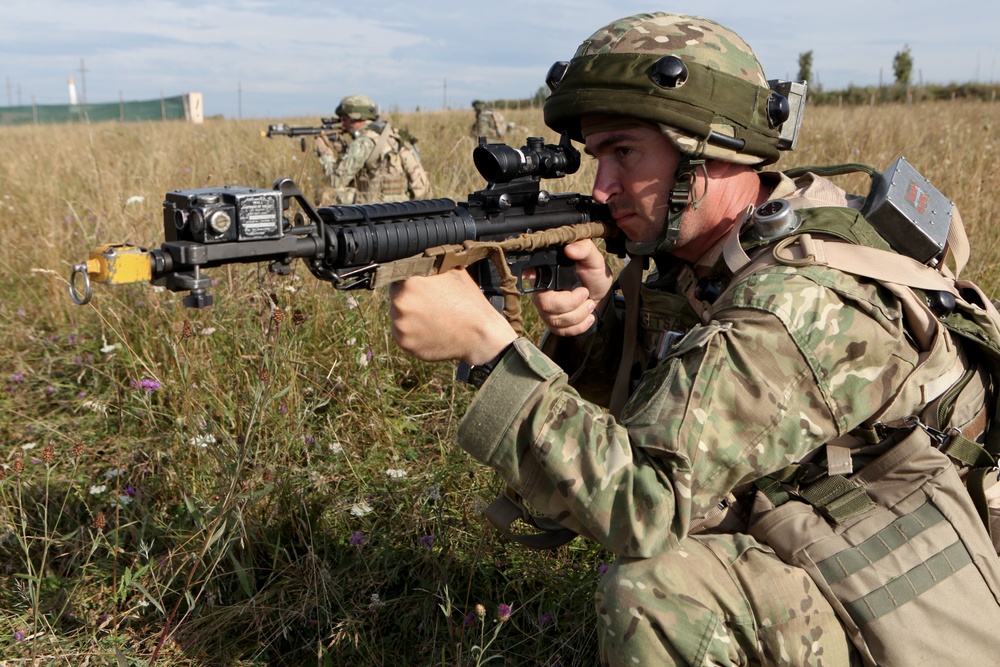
[2,0,998,120]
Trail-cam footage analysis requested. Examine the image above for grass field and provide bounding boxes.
[1,101,999,666]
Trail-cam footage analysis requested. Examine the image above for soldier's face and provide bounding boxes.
[584,122,679,245]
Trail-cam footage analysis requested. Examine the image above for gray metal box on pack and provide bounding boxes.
[863,157,952,265]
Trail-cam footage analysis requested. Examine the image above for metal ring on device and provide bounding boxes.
[69,264,93,305]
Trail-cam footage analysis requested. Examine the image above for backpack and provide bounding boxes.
[724,159,1000,666]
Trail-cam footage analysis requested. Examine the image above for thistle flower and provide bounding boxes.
[349,531,366,546]
[130,378,162,394]
[475,603,486,619]
[498,603,512,622]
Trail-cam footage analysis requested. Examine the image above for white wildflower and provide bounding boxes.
[189,434,216,448]
[349,501,374,517]
[21,443,37,451]
[83,399,109,416]
[200,327,216,335]
[385,468,407,479]
[125,196,145,206]
[100,343,119,354]
[89,485,107,495]
[104,468,125,479]
[329,442,344,454]
[345,296,359,309]
[358,352,370,367]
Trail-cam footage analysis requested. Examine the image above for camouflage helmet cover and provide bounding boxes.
[336,94,379,121]
[543,13,781,165]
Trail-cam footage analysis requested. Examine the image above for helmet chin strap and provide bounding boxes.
[625,155,707,256]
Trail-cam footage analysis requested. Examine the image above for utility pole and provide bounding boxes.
[78,58,89,106]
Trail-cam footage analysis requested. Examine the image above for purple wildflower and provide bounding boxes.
[11,371,24,383]
[130,378,162,394]
[45,386,56,396]
[539,611,553,628]
[464,612,477,627]
[14,630,26,642]
[349,531,366,546]
[123,485,136,497]
[498,603,512,622]
[419,534,434,550]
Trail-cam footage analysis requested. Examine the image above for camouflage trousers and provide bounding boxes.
[595,532,861,666]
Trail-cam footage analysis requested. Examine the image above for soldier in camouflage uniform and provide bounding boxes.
[318,94,429,205]
[388,12,997,666]
[470,100,507,140]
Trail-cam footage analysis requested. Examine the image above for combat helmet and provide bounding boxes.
[543,13,792,254]
[336,94,379,121]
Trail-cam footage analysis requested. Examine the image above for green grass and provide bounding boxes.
[2,101,1000,665]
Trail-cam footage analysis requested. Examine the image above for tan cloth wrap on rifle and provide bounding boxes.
[370,221,615,337]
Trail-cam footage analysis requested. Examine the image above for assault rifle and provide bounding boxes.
[69,135,617,331]
[261,117,347,153]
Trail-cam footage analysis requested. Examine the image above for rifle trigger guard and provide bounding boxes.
[69,263,93,305]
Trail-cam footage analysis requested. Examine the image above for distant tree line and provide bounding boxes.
[486,47,998,110]
[796,46,998,105]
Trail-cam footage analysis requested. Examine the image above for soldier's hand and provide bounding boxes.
[389,268,517,366]
[313,135,333,157]
[529,240,613,337]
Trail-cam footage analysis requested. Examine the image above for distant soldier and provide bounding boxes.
[317,95,429,206]
[470,100,507,140]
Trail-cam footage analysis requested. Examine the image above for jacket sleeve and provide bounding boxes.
[457,265,920,557]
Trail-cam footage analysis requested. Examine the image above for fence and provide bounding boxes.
[0,92,203,126]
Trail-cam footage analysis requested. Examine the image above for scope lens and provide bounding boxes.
[473,144,524,183]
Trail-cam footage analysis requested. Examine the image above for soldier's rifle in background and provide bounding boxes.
[261,117,348,154]
[69,135,619,339]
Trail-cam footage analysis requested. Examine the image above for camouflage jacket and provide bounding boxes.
[456,172,945,558]
[322,121,429,204]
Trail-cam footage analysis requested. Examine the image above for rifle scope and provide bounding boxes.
[473,135,580,184]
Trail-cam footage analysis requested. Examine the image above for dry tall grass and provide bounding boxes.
[1,101,999,666]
